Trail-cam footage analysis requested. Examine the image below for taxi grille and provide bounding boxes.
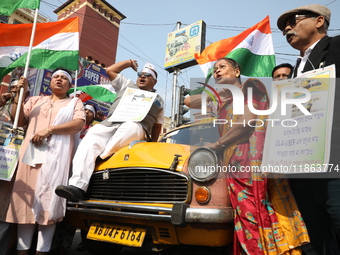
[87,168,190,203]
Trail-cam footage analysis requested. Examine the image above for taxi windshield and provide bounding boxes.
[159,124,220,146]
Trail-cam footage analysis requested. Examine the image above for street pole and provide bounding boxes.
[170,21,181,129]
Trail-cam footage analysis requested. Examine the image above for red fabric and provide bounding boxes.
[80,124,91,139]
[219,79,274,254]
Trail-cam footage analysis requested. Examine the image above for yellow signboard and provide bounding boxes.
[164,20,206,72]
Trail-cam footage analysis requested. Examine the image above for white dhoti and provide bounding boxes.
[69,121,145,191]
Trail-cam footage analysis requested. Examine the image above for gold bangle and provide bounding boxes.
[46,128,52,135]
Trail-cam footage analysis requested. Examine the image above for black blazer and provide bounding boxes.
[301,35,340,167]
[303,35,340,77]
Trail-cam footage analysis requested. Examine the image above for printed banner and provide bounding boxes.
[262,65,336,174]
[164,20,206,72]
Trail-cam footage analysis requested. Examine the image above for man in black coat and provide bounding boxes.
[277,4,340,255]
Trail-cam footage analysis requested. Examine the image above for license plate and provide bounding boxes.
[87,222,146,247]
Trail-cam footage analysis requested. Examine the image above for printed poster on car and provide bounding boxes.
[108,88,157,122]
[262,65,335,174]
[0,121,24,181]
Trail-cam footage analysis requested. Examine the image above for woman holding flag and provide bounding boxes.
[186,57,309,254]
[5,69,85,254]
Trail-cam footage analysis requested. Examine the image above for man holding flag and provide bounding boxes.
[1,2,40,254]
[0,2,81,253]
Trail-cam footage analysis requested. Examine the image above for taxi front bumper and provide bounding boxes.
[67,201,233,226]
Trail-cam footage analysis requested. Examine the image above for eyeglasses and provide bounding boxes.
[137,72,152,77]
[283,14,316,35]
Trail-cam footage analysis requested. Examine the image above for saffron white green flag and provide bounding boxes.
[0,0,40,15]
[195,16,276,80]
[0,17,79,79]
[69,84,117,103]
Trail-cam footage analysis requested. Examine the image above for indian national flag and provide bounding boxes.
[0,0,40,16]
[69,84,117,103]
[195,16,275,80]
[0,17,79,79]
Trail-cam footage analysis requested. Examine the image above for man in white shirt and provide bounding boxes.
[56,60,164,201]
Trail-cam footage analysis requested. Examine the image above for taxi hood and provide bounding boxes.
[95,141,192,172]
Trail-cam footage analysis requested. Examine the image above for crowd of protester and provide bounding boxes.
[0,3,339,255]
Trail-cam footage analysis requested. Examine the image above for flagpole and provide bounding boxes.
[13,8,39,130]
[170,22,181,129]
[74,70,78,93]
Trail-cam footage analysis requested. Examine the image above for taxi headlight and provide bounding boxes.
[188,148,218,182]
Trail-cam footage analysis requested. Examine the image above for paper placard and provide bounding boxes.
[0,121,24,181]
[21,140,47,167]
[108,88,157,122]
[262,65,336,174]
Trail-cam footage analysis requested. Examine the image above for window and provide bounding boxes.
[0,15,8,23]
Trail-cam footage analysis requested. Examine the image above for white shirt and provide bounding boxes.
[295,39,320,77]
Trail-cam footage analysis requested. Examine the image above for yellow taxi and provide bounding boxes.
[66,122,234,254]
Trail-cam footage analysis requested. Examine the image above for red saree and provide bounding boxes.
[218,79,309,255]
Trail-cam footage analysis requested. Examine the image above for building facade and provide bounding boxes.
[54,0,126,67]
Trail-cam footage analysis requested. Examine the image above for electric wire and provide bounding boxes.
[37,1,340,116]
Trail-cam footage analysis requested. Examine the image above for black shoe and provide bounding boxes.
[55,185,85,202]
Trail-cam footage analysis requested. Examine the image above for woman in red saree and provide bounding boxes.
[203,58,310,255]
